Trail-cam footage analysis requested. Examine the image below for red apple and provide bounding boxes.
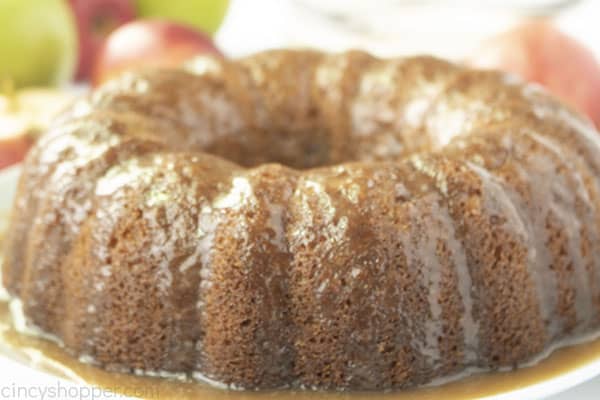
[69,0,136,81]
[0,89,75,170]
[467,21,600,128]
[0,95,30,169]
[0,118,32,170]
[92,19,222,86]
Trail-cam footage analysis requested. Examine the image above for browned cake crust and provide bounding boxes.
[3,50,600,390]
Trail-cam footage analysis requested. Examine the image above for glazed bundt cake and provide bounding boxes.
[3,49,600,391]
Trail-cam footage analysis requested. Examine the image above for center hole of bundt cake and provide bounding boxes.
[203,126,336,170]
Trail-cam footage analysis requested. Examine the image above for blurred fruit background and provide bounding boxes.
[0,0,228,170]
[1,0,599,171]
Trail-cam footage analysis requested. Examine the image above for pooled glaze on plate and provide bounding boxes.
[2,299,600,400]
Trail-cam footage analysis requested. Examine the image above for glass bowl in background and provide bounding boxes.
[286,0,582,59]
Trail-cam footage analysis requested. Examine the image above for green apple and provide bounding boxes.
[0,0,78,88]
[136,0,230,35]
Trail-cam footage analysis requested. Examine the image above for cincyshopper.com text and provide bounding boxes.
[0,381,160,399]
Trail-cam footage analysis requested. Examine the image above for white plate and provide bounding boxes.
[1,164,600,400]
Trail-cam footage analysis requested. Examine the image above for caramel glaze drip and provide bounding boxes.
[3,50,600,391]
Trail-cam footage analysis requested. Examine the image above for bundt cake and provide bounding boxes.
[3,49,600,391]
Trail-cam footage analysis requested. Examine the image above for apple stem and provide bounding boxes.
[1,78,18,113]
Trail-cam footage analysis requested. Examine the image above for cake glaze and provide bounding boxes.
[3,50,600,391]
